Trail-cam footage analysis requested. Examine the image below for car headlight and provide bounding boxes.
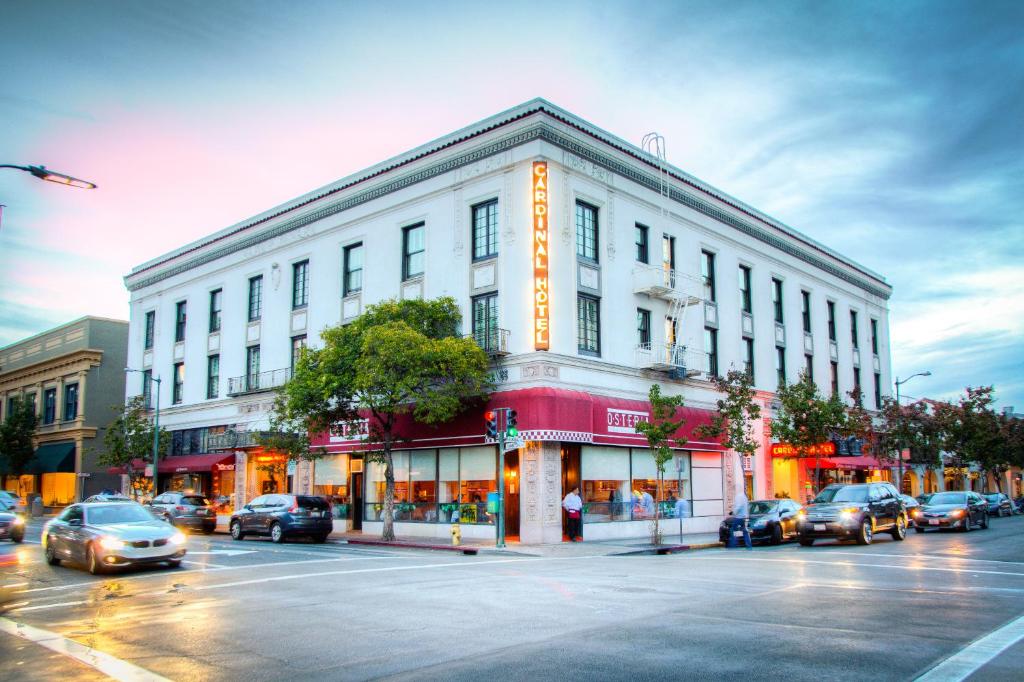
[751,518,768,529]
[170,531,187,545]
[913,509,922,518]
[99,536,126,550]
[11,515,24,526]
[950,509,965,518]
[839,507,860,521]
[796,510,806,520]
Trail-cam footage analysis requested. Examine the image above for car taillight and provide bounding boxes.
[289,502,299,513]
[175,505,186,511]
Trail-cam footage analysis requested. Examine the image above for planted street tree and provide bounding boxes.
[0,398,38,484]
[97,396,170,499]
[635,384,688,545]
[271,297,492,541]
[934,387,1002,491]
[696,368,762,464]
[878,397,942,488]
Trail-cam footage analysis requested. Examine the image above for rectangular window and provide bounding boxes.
[402,223,425,280]
[743,338,755,378]
[776,347,786,388]
[663,235,676,272]
[871,319,879,355]
[209,289,222,333]
[801,291,811,333]
[772,278,784,324]
[292,260,309,309]
[246,346,261,391]
[827,301,836,341]
[248,276,263,321]
[62,383,78,421]
[635,224,649,264]
[701,251,716,302]
[26,392,37,417]
[207,355,219,399]
[291,336,307,373]
[804,354,814,383]
[637,308,651,346]
[851,310,860,348]
[471,200,499,260]
[575,201,598,262]
[144,311,155,350]
[343,243,363,296]
[43,388,56,424]
[738,265,752,314]
[665,317,677,346]
[874,372,882,410]
[830,361,839,397]
[471,293,499,351]
[174,301,187,342]
[853,367,862,406]
[172,364,184,404]
[705,327,718,377]
[142,370,152,409]
[577,294,600,355]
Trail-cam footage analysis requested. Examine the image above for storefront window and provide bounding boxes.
[581,446,630,522]
[212,467,235,513]
[439,449,460,523]
[459,447,496,525]
[410,451,437,521]
[41,473,75,506]
[630,449,687,520]
[314,454,349,517]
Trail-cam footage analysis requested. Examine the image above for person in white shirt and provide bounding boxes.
[674,495,691,519]
[727,491,752,549]
[562,487,583,542]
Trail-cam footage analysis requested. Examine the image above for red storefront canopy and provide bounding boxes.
[108,453,235,475]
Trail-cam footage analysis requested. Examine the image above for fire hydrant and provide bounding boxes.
[451,523,461,546]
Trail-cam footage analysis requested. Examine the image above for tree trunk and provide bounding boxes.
[382,446,395,542]
[654,469,663,546]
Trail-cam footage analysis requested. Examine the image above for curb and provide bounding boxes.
[344,538,480,555]
[610,541,723,556]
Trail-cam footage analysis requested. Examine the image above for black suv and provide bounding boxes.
[797,483,907,546]
[229,494,333,543]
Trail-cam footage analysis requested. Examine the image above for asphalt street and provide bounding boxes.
[2,515,1023,681]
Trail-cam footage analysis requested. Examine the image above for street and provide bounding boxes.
[2,517,1023,681]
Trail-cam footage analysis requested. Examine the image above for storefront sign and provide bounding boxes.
[770,442,836,458]
[532,161,550,350]
[328,419,369,443]
[215,463,235,471]
[607,408,649,434]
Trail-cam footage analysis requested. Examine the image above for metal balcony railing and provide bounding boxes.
[467,328,510,356]
[227,367,291,396]
[635,343,709,378]
[632,265,702,302]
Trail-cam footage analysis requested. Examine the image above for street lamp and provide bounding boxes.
[0,164,97,189]
[126,368,161,498]
[894,371,932,493]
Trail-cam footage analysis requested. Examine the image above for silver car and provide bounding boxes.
[42,502,187,575]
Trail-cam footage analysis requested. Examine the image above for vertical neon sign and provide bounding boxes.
[532,161,550,350]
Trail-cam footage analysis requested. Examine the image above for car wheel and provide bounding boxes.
[962,515,972,532]
[798,537,814,547]
[87,544,105,575]
[11,529,24,543]
[230,521,245,541]
[270,522,285,544]
[312,533,328,544]
[914,526,925,533]
[167,559,182,569]
[770,524,783,545]
[856,520,873,545]
[980,513,989,530]
[44,537,60,565]
[891,515,907,541]
[1001,508,1008,518]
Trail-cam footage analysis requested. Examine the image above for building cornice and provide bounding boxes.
[0,349,104,389]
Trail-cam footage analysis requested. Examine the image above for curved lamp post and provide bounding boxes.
[895,371,932,492]
[0,164,97,189]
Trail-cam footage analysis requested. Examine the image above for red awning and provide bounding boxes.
[107,454,234,475]
[805,456,887,470]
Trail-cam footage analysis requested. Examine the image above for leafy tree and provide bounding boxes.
[635,384,688,545]
[97,396,170,499]
[0,398,38,477]
[696,369,762,459]
[877,397,943,490]
[271,297,492,541]
[933,387,1002,491]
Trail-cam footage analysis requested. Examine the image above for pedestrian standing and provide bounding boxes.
[562,486,583,542]
[727,491,752,549]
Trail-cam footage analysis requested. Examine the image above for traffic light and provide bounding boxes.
[485,410,498,439]
[506,409,518,438]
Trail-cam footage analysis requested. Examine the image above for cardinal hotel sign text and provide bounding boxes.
[532,161,550,350]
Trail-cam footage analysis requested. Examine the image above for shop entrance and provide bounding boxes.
[560,444,580,541]
[351,470,363,531]
[504,450,520,539]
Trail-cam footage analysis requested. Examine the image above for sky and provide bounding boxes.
[1,0,1022,410]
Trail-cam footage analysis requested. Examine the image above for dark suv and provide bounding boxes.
[150,492,217,533]
[797,483,907,546]
[229,494,333,543]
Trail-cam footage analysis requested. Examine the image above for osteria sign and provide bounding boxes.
[532,161,550,350]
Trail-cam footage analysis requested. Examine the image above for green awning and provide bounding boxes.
[26,442,76,474]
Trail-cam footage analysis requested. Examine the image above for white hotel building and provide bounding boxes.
[123,99,893,544]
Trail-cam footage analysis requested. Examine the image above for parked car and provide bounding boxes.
[149,492,216,533]
[0,510,25,543]
[983,493,1013,518]
[229,494,333,543]
[83,493,134,503]
[0,491,27,514]
[719,498,803,545]
[901,495,921,527]
[41,502,187,575]
[797,482,907,546]
[912,491,988,532]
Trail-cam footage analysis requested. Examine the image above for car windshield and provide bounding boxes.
[984,494,1001,501]
[928,493,966,505]
[814,487,868,503]
[902,496,917,505]
[86,504,156,525]
[182,496,210,506]
[748,501,778,515]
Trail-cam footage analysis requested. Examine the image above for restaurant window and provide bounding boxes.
[402,223,425,281]
[174,301,187,342]
[63,383,78,421]
[472,293,499,352]
[830,361,839,397]
[705,327,718,378]
[772,278,784,324]
[343,242,363,296]
[410,451,438,521]
[575,201,598,262]
[635,224,649,264]
[458,447,497,525]
[637,308,651,347]
[871,319,879,355]
[248,275,263,321]
[144,311,155,349]
[207,355,219,400]
[581,446,631,522]
[472,200,499,261]
[291,336,307,373]
[172,363,184,405]
[776,346,786,388]
[246,345,260,391]
[292,260,309,309]
[313,454,349,512]
[874,372,882,410]
[631,448,686,520]
[701,250,716,302]
[577,294,600,356]
[851,310,859,348]
[801,291,811,334]
[439,449,459,523]
[209,289,222,333]
[43,388,56,424]
[739,265,752,314]
[827,301,836,341]
[142,370,152,409]
[743,338,754,379]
